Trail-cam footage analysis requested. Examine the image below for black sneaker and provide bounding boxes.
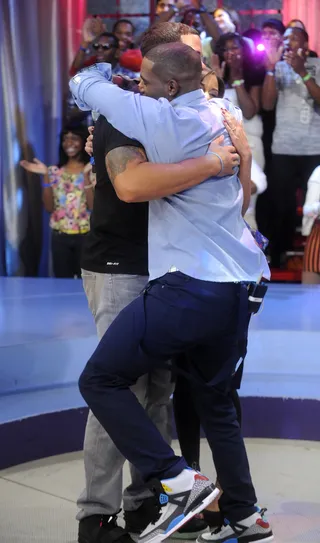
[78,514,135,543]
[124,497,161,535]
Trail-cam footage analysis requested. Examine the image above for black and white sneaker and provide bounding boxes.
[125,508,207,541]
[197,509,273,543]
[138,468,219,543]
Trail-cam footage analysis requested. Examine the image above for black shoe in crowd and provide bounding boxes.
[78,514,135,543]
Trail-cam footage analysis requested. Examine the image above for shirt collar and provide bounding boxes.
[171,88,205,107]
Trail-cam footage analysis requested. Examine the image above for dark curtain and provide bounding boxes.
[0,0,86,276]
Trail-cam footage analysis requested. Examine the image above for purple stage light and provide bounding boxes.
[257,43,265,52]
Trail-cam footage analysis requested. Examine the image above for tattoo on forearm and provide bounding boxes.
[106,146,147,184]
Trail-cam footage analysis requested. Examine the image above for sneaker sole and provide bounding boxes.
[198,532,274,543]
[139,487,219,543]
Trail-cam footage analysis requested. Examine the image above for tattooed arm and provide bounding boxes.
[106,143,240,203]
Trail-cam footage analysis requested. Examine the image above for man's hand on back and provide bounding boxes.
[209,135,240,177]
[85,126,94,156]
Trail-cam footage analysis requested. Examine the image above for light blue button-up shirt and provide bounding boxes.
[70,64,270,282]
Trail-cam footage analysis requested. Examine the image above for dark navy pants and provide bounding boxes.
[79,272,257,522]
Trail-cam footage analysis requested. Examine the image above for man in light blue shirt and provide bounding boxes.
[71,60,268,284]
[71,42,272,543]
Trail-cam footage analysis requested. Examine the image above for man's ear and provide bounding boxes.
[167,79,180,98]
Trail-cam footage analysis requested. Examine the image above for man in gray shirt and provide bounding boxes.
[71,43,271,543]
[262,26,320,267]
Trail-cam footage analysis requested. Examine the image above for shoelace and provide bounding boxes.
[259,508,268,518]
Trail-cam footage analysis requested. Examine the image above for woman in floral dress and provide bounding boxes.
[20,126,93,278]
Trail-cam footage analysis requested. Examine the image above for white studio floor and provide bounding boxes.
[0,439,319,543]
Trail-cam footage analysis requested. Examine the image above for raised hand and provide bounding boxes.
[265,43,284,71]
[284,48,306,76]
[20,158,48,175]
[82,17,105,44]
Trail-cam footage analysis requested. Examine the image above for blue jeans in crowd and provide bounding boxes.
[79,271,257,522]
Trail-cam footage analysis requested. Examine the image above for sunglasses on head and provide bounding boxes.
[92,43,116,51]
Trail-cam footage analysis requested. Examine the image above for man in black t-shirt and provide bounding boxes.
[81,118,149,278]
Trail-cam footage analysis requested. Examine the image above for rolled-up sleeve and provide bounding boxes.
[69,63,162,149]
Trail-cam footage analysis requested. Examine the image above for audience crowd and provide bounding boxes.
[27,1,320,284]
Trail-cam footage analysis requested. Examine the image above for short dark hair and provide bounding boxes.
[113,18,135,34]
[58,126,90,167]
[291,27,309,43]
[141,22,199,57]
[262,19,286,35]
[145,42,202,85]
[95,32,119,48]
[287,19,306,30]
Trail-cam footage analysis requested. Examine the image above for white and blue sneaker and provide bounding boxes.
[197,509,273,543]
[138,468,219,543]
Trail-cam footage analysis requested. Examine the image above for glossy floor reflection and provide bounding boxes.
[0,438,319,543]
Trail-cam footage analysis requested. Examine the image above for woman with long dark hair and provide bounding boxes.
[20,126,93,278]
[214,32,265,170]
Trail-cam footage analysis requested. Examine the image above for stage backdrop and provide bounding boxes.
[283,0,320,55]
[0,0,86,276]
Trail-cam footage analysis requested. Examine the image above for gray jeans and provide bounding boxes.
[77,271,174,520]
